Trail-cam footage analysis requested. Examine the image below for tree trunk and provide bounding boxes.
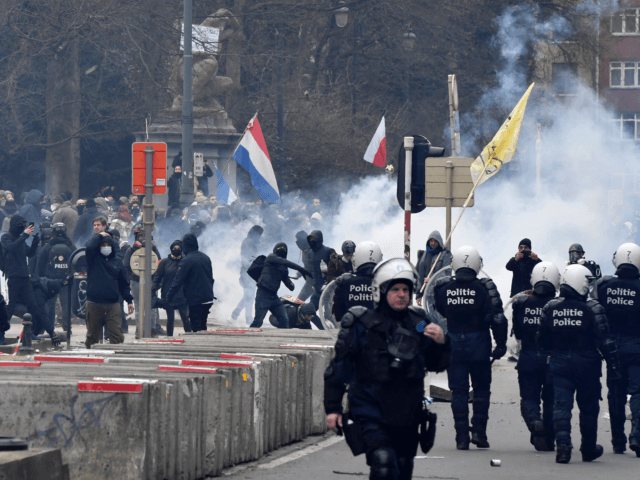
[45,39,81,200]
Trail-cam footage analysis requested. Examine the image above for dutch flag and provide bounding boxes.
[232,115,280,203]
[215,167,237,205]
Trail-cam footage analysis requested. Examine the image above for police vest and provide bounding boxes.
[436,278,487,334]
[354,309,426,386]
[47,243,72,279]
[513,294,554,351]
[598,276,640,338]
[334,274,374,321]
[546,298,597,352]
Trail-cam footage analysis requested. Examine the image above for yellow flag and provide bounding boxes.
[470,83,535,185]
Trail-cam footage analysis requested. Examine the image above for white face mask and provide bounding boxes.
[100,247,112,257]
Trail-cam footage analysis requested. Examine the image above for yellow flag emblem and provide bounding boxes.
[470,83,535,185]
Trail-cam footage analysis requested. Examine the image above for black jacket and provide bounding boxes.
[72,206,99,246]
[196,164,214,196]
[153,240,187,306]
[85,233,133,304]
[257,243,312,293]
[167,172,182,207]
[506,255,542,297]
[1,215,39,278]
[166,233,214,306]
[36,235,75,278]
[307,230,335,294]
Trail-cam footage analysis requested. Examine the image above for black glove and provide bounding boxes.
[491,345,507,360]
[50,332,61,347]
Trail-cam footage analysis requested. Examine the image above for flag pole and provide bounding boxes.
[418,153,490,295]
[215,111,258,190]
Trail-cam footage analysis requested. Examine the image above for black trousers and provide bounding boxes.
[360,420,419,480]
[6,277,47,335]
[189,303,211,332]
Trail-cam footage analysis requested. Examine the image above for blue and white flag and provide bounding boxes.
[215,167,237,205]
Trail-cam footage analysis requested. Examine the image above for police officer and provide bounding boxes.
[539,264,621,464]
[324,259,450,480]
[37,223,75,330]
[568,244,601,280]
[595,243,640,456]
[332,241,382,322]
[433,246,508,450]
[512,261,559,451]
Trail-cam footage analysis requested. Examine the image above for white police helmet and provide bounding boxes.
[352,241,383,270]
[371,258,418,306]
[612,243,640,270]
[560,264,592,296]
[451,246,483,274]
[530,261,560,289]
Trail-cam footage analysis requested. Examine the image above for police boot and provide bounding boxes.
[629,418,640,457]
[556,445,572,464]
[581,444,604,462]
[455,429,470,450]
[470,420,490,449]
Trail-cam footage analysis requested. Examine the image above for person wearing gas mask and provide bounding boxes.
[433,246,508,450]
[512,261,559,452]
[327,240,355,283]
[538,264,621,464]
[506,238,542,298]
[416,231,453,306]
[0,215,41,345]
[324,258,450,480]
[37,223,75,332]
[231,225,264,325]
[332,241,382,323]
[153,240,192,336]
[84,230,134,348]
[567,244,601,280]
[249,242,312,329]
[307,230,336,309]
[595,243,640,456]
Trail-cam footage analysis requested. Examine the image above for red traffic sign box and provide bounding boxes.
[132,142,167,194]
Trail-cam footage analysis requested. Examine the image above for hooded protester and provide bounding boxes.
[249,242,312,329]
[0,197,18,232]
[295,230,314,301]
[0,216,44,344]
[19,189,43,245]
[416,231,453,305]
[307,230,336,309]
[94,197,110,217]
[72,198,99,246]
[327,240,355,283]
[232,225,264,325]
[506,238,542,297]
[84,230,134,348]
[166,233,215,332]
[168,166,182,207]
[152,240,192,336]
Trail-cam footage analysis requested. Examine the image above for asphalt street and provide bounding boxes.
[222,358,640,480]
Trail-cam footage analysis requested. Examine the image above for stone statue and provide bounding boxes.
[168,9,240,113]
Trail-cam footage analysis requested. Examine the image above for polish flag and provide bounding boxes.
[363,117,386,167]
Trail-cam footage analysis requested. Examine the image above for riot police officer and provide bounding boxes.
[568,244,601,280]
[512,261,559,451]
[332,241,383,322]
[539,264,621,464]
[433,246,508,450]
[324,259,450,480]
[37,223,75,329]
[596,243,640,456]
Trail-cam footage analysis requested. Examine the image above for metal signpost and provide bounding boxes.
[424,157,475,249]
[403,137,414,261]
[448,74,461,157]
[129,248,159,338]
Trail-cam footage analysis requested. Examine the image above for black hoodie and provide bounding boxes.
[306,230,335,293]
[166,233,214,305]
[257,242,312,293]
[153,240,187,306]
[240,225,263,273]
[1,215,39,278]
[85,233,133,304]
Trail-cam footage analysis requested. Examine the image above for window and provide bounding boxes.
[610,113,640,141]
[552,63,578,95]
[611,9,640,35]
[610,61,640,88]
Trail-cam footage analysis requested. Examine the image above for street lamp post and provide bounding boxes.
[333,2,358,115]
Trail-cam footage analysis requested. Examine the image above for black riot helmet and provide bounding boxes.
[341,240,356,256]
[41,227,54,243]
[568,243,585,264]
[52,222,67,237]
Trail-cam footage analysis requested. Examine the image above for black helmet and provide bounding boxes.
[568,243,585,254]
[41,227,54,242]
[342,240,356,256]
[569,243,585,264]
[52,222,66,236]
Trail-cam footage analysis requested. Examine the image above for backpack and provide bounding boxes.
[247,255,266,282]
[47,242,73,279]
